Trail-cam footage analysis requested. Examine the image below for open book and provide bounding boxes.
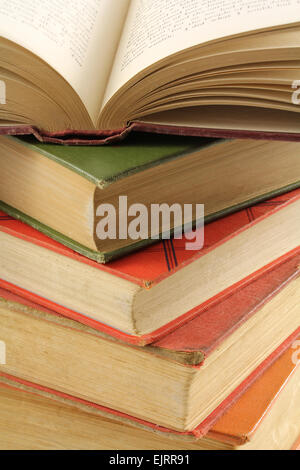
[0,0,300,144]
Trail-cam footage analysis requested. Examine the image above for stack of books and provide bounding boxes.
[0,1,299,451]
[0,133,299,450]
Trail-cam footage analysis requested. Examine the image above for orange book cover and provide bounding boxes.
[208,332,300,446]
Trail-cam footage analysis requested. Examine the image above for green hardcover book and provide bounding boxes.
[0,133,300,263]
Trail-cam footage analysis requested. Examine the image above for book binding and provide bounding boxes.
[1,122,300,145]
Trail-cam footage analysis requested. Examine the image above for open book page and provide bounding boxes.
[103,0,300,107]
[0,0,130,124]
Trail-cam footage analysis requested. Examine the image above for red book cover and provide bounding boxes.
[0,189,299,344]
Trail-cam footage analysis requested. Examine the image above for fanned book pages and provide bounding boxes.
[1,134,300,262]
[0,330,299,449]
[0,189,299,338]
[0,1,300,144]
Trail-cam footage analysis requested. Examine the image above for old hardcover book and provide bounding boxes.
[1,247,298,347]
[0,190,299,337]
[0,258,299,432]
[1,135,300,261]
[0,1,300,144]
[0,331,299,449]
